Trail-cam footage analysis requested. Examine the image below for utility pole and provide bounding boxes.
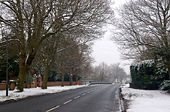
[6,34,9,96]
[1,29,9,96]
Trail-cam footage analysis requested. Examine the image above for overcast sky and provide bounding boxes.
[92,0,132,74]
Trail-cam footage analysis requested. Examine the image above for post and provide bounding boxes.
[70,74,73,85]
[6,35,9,96]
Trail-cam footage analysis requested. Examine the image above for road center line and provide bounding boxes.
[46,105,60,112]
[82,93,86,96]
[74,96,80,99]
[63,100,72,104]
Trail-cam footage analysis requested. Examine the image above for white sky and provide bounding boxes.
[92,0,132,74]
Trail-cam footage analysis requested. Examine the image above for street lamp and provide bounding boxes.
[1,26,9,96]
[6,34,9,96]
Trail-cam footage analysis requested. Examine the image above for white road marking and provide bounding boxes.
[74,96,80,99]
[46,105,60,112]
[82,93,86,96]
[63,100,72,104]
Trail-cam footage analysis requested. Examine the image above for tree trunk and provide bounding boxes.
[42,65,49,89]
[166,61,170,79]
[61,73,64,87]
[18,54,26,92]
[168,65,170,79]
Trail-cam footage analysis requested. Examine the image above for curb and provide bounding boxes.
[119,88,126,112]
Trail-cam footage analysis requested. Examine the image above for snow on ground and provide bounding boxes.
[0,85,87,102]
[121,85,170,112]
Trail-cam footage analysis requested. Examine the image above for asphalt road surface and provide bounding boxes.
[0,84,120,112]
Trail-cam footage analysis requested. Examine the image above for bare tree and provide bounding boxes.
[56,37,93,85]
[113,0,170,77]
[108,64,127,83]
[90,63,127,83]
[0,0,113,91]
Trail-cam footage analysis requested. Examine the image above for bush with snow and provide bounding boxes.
[130,60,168,90]
[159,80,170,90]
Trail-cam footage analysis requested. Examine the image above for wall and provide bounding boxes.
[47,80,81,87]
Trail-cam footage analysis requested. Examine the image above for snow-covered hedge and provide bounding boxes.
[159,80,170,90]
[130,60,168,90]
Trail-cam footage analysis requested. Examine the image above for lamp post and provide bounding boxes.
[6,35,9,96]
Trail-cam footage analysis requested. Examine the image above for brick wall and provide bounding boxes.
[47,80,81,87]
[0,82,6,90]
[0,79,82,90]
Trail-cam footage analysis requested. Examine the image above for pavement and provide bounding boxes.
[0,84,120,112]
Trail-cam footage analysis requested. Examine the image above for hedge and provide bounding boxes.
[130,60,168,90]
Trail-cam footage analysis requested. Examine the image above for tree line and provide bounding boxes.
[82,62,128,83]
[0,0,113,91]
[113,0,170,78]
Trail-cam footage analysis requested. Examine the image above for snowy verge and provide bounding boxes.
[119,89,124,112]
[0,85,87,102]
[121,84,170,112]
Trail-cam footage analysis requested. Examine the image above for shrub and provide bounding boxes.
[159,80,170,90]
[47,71,80,82]
[130,60,168,90]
